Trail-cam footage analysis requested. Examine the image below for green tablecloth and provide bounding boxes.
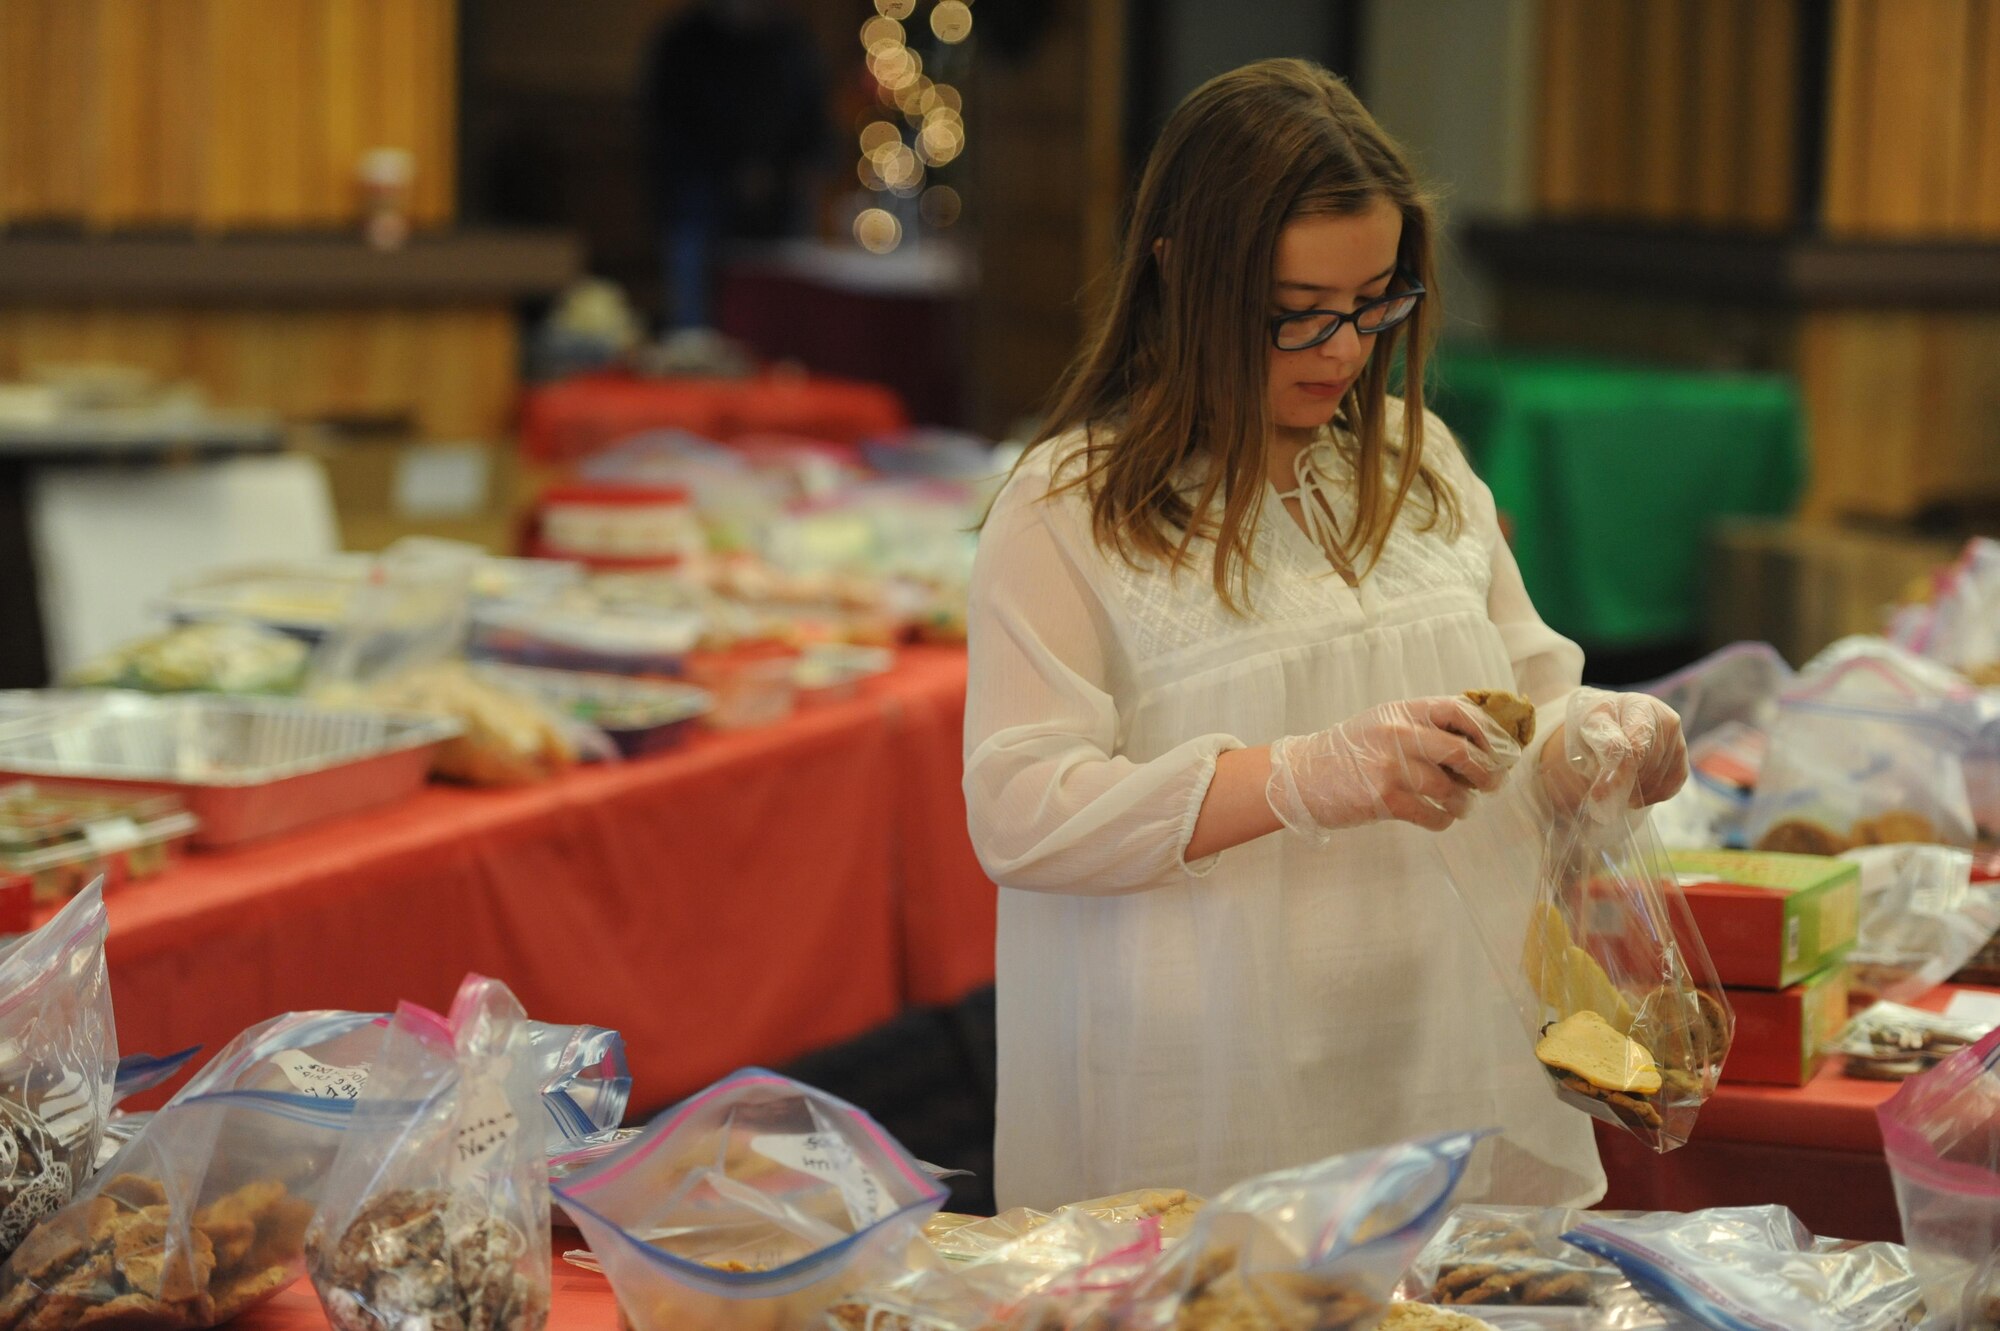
[1426,347,1804,647]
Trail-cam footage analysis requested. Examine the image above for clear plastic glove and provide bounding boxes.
[1266,696,1522,840]
[1545,687,1689,821]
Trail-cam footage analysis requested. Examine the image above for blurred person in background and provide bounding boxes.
[641,0,830,330]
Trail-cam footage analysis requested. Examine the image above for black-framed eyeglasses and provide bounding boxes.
[1268,271,1427,351]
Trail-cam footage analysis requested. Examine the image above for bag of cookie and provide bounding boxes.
[1746,641,1979,856]
[0,1008,386,1331]
[825,1207,1166,1331]
[1101,1131,1484,1331]
[1524,795,1732,1154]
[1879,1025,2000,1330]
[1393,1205,1704,1329]
[553,1067,947,1331]
[1564,1206,1925,1331]
[0,885,116,1266]
[306,975,550,1331]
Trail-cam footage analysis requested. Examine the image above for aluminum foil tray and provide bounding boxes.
[0,693,459,848]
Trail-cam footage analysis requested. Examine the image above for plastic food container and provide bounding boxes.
[163,556,584,642]
[684,652,799,730]
[468,603,705,678]
[0,693,459,848]
[794,644,893,705]
[0,782,197,903]
[473,665,712,759]
[535,483,705,568]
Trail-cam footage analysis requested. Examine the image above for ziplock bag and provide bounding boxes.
[307,975,549,1331]
[1746,643,1979,854]
[823,1209,1165,1331]
[1563,1206,1926,1331]
[1891,538,2000,675]
[1640,644,1791,748]
[1396,1205,1702,1330]
[523,1021,630,1153]
[1880,1026,2000,1329]
[1437,743,1733,1154]
[552,1068,948,1330]
[0,1009,383,1331]
[1843,844,1999,1007]
[1105,1131,1484,1331]
[1834,1002,1996,1082]
[0,885,114,1261]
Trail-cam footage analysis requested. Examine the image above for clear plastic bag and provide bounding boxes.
[552,1067,948,1331]
[1640,643,1792,748]
[1843,844,2000,1007]
[307,975,550,1331]
[825,1209,1165,1331]
[1746,644,1980,854]
[1563,1206,1927,1331]
[1395,1205,1702,1330]
[0,884,115,1262]
[1833,1002,1996,1083]
[523,1021,630,1153]
[1880,1026,2000,1329]
[307,538,482,695]
[1438,749,1732,1155]
[0,1009,383,1331]
[1105,1131,1485,1331]
[1890,538,2000,676]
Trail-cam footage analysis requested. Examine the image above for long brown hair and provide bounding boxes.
[1023,58,1458,610]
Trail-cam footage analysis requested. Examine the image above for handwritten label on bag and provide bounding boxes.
[453,1081,519,1182]
[271,1051,370,1100]
[751,1132,892,1230]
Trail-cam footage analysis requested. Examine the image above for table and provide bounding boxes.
[1427,347,1804,650]
[97,648,995,1116]
[518,370,911,465]
[1598,985,1988,1242]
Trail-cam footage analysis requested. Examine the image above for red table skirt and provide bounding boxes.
[98,648,994,1114]
[519,370,910,464]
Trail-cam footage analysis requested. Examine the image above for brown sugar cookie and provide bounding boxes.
[1755,819,1852,856]
[1464,690,1537,748]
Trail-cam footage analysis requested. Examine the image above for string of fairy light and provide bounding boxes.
[852,0,971,255]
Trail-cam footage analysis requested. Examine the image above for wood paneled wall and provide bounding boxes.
[0,0,456,231]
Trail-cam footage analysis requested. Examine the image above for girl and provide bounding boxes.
[963,59,1687,1211]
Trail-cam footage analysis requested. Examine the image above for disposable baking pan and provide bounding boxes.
[0,693,459,848]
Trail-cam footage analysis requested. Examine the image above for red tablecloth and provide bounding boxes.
[1599,985,1988,1242]
[518,370,910,464]
[101,648,993,1114]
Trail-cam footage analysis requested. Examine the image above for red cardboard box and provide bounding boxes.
[1721,963,1849,1086]
[1671,851,1861,990]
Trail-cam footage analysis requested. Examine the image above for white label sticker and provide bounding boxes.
[271,1050,370,1100]
[1945,990,2000,1028]
[82,817,142,856]
[453,1080,520,1181]
[1785,914,1803,964]
[751,1132,893,1230]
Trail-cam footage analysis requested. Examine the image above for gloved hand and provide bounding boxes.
[1265,697,1522,839]
[1542,687,1689,821]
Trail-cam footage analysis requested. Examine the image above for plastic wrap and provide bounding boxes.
[1843,845,1998,1007]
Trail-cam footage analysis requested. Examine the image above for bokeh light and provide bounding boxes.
[931,1,973,44]
[858,121,900,156]
[854,208,903,254]
[859,17,903,50]
[920,185,962,228]
[874,0,915,17]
